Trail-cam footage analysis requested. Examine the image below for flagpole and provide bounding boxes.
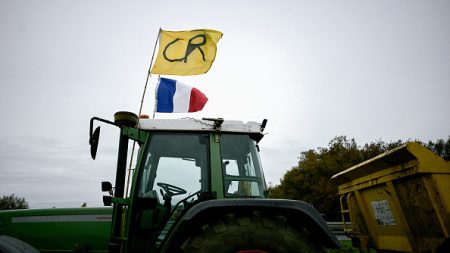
[124,28,161,199]
[138,27,162,117]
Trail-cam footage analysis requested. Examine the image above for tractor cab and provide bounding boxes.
[135,117,268,208]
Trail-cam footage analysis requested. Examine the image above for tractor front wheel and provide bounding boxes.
[180,212,324,253]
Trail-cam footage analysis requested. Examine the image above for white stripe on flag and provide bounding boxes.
[173,81,192,112]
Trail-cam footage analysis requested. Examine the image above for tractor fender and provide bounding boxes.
[0,235,40,253]
[162,199,340,252]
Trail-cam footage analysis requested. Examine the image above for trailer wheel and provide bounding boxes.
[180,212,324,253]
[0,235,40,253]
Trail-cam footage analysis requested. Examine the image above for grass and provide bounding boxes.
[326,240,377,253]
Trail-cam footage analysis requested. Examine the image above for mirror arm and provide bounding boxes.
[89,117,121,160]
[89,117,118,138]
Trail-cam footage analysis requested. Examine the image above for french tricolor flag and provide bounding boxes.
[156,77,208,113]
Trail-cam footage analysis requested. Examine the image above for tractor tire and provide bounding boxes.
[180,212,325,253]
[0,235,40,253]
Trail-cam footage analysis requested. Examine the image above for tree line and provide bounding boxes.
[0,194,28,210]
[268,136,450,221]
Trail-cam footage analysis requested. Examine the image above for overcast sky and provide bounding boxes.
[1,0,449,208]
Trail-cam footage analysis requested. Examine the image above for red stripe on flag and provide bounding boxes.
[188,88,208,112]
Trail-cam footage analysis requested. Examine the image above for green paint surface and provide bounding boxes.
[0,207,112,252]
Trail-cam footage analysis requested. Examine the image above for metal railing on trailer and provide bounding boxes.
[327,222,352,241]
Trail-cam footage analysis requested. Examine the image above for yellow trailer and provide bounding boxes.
[332,142,450,252]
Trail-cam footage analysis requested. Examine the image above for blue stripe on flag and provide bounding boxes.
[156,78,177,112]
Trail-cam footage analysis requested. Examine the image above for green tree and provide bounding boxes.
[0,194,29,210]
[425,136,450,160]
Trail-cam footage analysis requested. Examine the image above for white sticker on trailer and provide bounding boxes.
[370,200,396,226]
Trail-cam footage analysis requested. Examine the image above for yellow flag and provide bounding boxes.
[150,29,223,76]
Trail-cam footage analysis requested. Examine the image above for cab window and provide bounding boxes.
[220,134,266,197]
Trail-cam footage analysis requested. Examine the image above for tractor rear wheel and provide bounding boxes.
[180,212,324,253]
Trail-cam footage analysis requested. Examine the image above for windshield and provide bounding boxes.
[137,133,210,203]
[220,134,266,197]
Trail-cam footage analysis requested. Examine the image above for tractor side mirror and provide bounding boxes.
[89,126,100,160]
[102,181,113,206]
[89,113,136,160]
[101,181,113,193]
[103,196,112,206]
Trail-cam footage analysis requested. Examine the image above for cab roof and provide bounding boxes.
[138,118,266,141]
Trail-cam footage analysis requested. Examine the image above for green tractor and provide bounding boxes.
[0,111,339,253]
